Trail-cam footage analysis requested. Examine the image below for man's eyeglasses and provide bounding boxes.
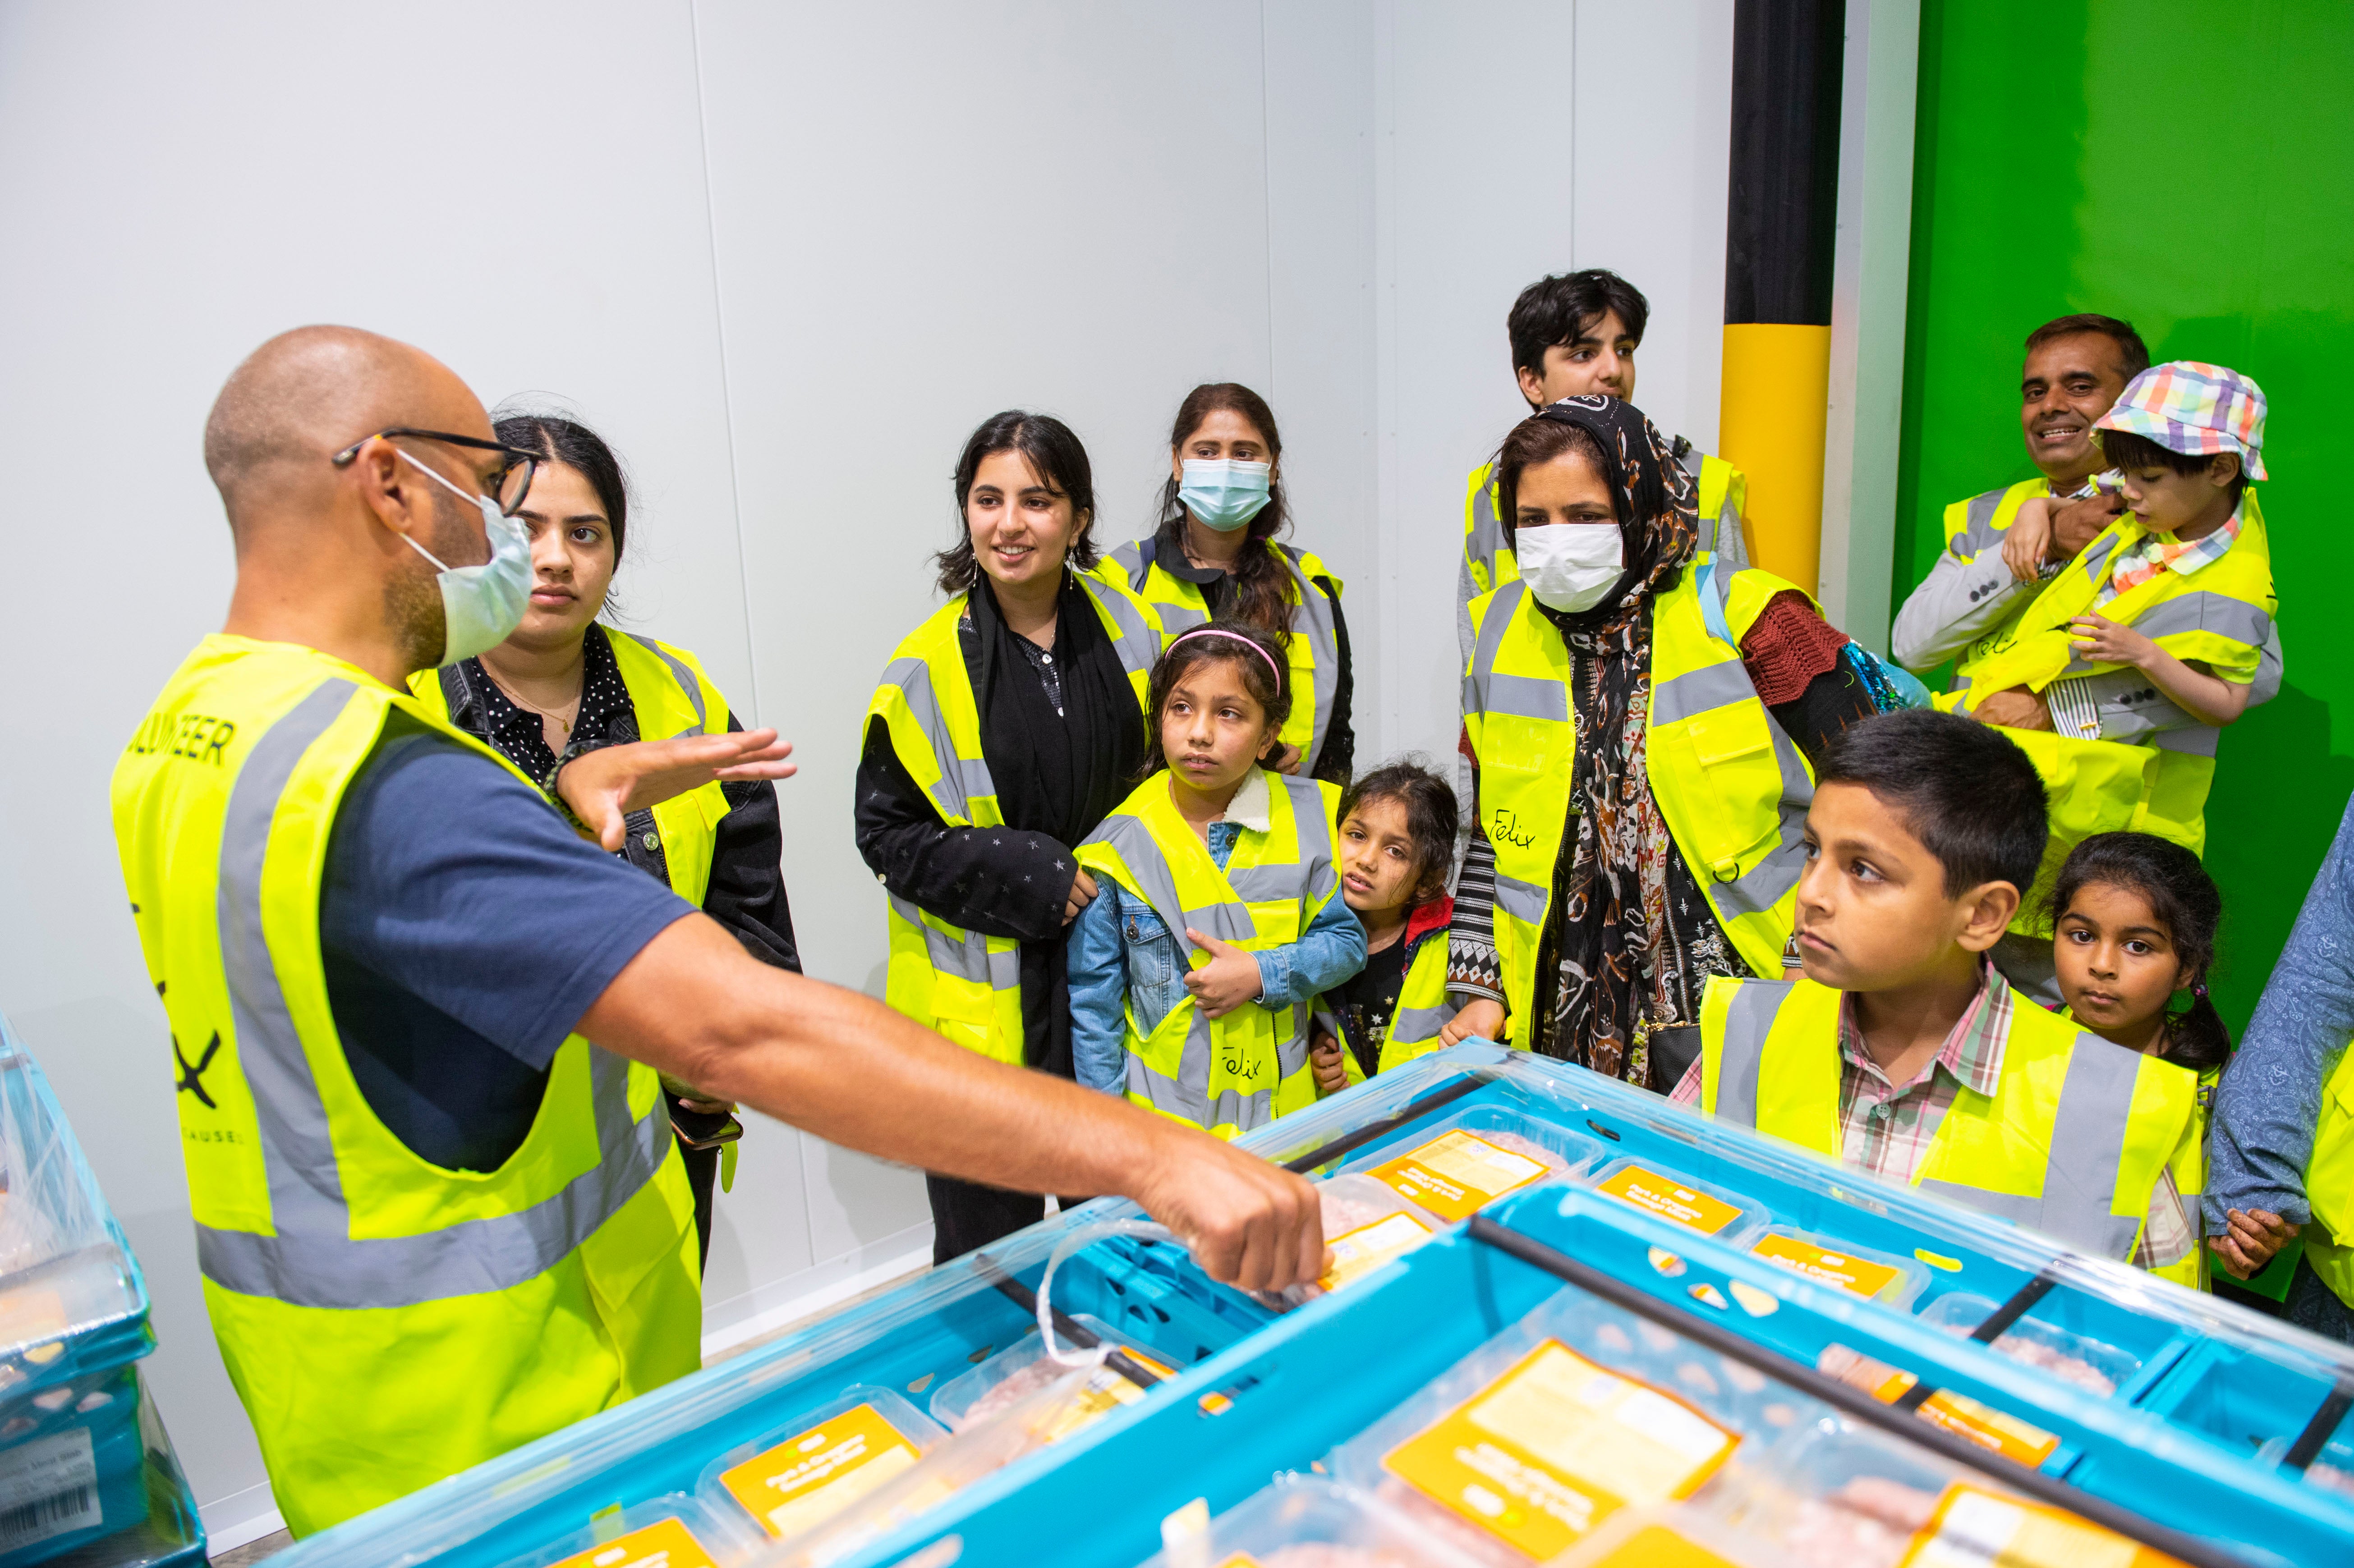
[331,428,541,517]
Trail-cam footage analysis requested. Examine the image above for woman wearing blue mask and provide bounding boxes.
[1097,383,1354,784]
[407,413,800,1267]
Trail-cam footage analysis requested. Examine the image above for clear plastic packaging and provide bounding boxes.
[490,1495,762,1568]
[1276,1176,1444,1307]
[1743,1226,1928,1308]
[1131,1475,1485,1568]
[0,1024,147,1408]
[1916,1292,2141,1399]
[694,1386,946,1542]
[929,1314,1177,1434]
[1543,1504,1781,1567]
[1576,1156,1772,1247]
[1708,1422,1974,1568]
[763,1362,1122,1568]
[1326,1287,1804,1564]
[1337,1106,1608,1223]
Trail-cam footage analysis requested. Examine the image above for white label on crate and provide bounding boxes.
[0,1426,100,1554]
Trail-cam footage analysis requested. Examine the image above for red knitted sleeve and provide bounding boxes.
[1739,591,1851,708]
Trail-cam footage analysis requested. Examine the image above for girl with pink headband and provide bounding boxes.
[1066,619,1368,1137]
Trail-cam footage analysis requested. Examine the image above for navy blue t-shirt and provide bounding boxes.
[318,715,693,1172]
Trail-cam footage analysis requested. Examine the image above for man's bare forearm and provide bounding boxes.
[581,915,1185,1197]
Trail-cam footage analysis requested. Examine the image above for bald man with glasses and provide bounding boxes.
[110,325,1324,1535]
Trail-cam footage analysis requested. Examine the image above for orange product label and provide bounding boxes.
[549,1517,717,1568]
[1320,1210,1438,1293]
[1867,1370,2059,1469]
[720,1403,924,1539]
[1367,1129,1552,1221]
[1035,1348,1180,1444]
[1382,1339,1739,1561]
[1896,1483,2188,1568]
[1750,1233,1904,1299]
[1594,1166,1743,1236]
[1581,1522,1743,1567]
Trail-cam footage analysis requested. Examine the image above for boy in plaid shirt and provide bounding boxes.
[1675,713,2204,1278]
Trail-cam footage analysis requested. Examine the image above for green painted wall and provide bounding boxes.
[1893,0,2354,1025]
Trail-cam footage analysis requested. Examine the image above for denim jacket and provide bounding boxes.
[1067,778,1367,1094]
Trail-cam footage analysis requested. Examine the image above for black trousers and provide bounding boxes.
[926,1174,1049,1266]
[681,1139,717,1268]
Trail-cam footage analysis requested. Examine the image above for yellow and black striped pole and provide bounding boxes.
[1719,0,1845,594]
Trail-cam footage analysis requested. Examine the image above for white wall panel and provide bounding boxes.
[0,0,1767,1544]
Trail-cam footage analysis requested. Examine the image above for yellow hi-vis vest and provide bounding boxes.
[866,575,1161,1066]
[1075,771,1344,1138]
[1459,447,1747,614]
[2299,1044,2354,1309]
[110,637,699,1536]
[1462,561,1814,1044]
[1940,477,2055,695]
[1697,976,2202,1268]
[1315,931,1457,1087]
[408,628,736,904]
[1936,495,2276,919]
[1098,537,1345,770]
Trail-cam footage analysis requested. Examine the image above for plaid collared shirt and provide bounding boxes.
[2094,493,2246,609]
[1672,965,2193,1266]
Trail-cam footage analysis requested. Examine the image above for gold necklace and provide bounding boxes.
[487,672,581,735]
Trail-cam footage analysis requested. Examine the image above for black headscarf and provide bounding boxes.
[967,570,1145,850]
[1517,396,1735,1084]
[1527,394,1701,634]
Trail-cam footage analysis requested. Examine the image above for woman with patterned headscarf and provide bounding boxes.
[1443,396,1882,1087]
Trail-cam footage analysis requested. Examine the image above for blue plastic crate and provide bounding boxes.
[0,1017,155,1415]
[0,1366,203,1568]
[262,1204,1272,1568]
[265,1042,2354,1567]
[763,1192,2348,1568]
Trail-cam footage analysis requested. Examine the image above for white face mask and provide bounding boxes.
[395,449,533,666]
[1514,523,1625,613]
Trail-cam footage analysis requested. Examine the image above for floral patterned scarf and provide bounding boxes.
[1525,397,1740,1084]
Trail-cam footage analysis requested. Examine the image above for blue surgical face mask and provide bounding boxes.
[395,449,533,666]
[1178,458,1272,532]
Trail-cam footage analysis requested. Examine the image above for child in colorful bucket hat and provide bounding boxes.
[1937,358,2276,957]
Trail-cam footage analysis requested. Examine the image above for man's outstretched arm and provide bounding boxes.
[581,913,1326,1292]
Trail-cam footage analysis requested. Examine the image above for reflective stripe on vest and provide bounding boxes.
[867,576,1159,1065]
[1318,931,1458,1087]
[1461,565,1813,1039]
[1698,976,2193,1261]
[1076,772,1339,1136]
[1105,539,1346,768]
[407,629,735,904]
[1944,494,2276,869]
[1461,449,1745,614]
[202,678,671,1308]
[111,637,700,1533]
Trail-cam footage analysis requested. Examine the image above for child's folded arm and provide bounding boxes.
[1252,896,1369,1009]
[1065,886,1132,1094]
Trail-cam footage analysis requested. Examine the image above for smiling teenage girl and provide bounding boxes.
[1068,622,1366,1137]
[1099,384,1353,784]
[859,411,1164,1261]
[411,414,797,1264]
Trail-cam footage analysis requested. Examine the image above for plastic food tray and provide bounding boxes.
[693,1387,946,1544]
[1335,1103,1609,1221]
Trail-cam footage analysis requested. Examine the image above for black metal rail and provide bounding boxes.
[1278,1071,1490,1174]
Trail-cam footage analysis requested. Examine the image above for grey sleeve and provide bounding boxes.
[1889,544,2041,673]
[2051,614,2288,741]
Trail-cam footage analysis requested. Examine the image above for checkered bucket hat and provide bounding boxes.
[2096,361,2268,481]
